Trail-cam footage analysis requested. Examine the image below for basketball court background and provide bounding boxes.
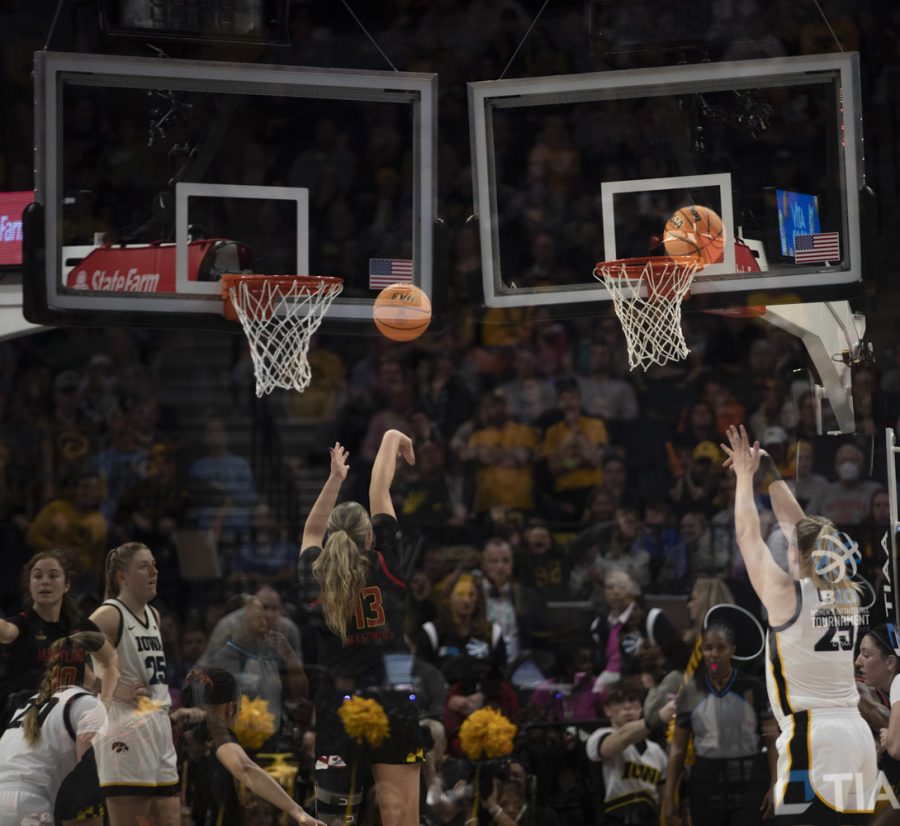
[0,0,899,737]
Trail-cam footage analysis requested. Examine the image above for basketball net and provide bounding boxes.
[593,257,700,371]
[222,275,343,397]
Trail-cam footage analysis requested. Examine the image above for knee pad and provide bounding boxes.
[315,767,365,825]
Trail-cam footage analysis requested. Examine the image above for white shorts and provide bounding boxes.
[775,708,877,824]
[95,708,179,796]
[0,788,53,826]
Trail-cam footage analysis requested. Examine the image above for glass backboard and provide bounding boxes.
[27,51,437,329]
[468,52,864,311]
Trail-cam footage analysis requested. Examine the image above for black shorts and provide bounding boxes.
[314,686,425,768]
[54,746,106,825]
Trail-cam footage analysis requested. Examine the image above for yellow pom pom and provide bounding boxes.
[338,696,390,749]
[134,696,163,716]
[458,708,517,761]
[233,695,276,751]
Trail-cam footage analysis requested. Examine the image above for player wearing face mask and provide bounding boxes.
[807,443,880,526]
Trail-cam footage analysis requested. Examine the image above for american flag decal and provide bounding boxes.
[369,258,414,289]
[793,232,840,264]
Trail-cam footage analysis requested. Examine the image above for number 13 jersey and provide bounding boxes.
[300,513,407,682]
[102,597,171,712]
[766,578,860,726]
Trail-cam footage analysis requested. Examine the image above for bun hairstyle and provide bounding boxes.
[703,620,736,646]
[312,501,372,644]
[23,631,106,745]
[187,668,238,706]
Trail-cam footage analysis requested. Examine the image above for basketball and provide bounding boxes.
[373,283,432,342]
[663,205,725,264]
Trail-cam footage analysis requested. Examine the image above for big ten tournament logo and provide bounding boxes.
[778,771,900,817]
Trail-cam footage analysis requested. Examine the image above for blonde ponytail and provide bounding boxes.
[312,502,372,644]
[23,663,57,745]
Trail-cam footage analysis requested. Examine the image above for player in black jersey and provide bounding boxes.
[299,431,423,826]
[0,550,103,730]
[181,668,324,826]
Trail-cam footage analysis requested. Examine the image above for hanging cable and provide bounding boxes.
[43,0,65,50]
[811,0,845,52]
[339,1,399,72]
[498,0,552,80]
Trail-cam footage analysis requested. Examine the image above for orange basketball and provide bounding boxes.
[663,205,725,264]
[373,283,432,342]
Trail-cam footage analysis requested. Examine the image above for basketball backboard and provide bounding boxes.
[26,51,437,330]
[468,53,865,311]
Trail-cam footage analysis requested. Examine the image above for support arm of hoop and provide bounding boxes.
[762,301,857,434]
[885,429,900,651]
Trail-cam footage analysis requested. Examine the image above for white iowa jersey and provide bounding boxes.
[766,578,860,726]
[105,598,171,711]
[586,727,666,816]
[0,687,105,797]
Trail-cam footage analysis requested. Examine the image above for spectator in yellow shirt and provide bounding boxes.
[26,470,108,593]
[542,378,608,520]
[467,390,537,515]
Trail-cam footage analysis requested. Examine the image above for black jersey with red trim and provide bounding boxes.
[299,512,407,681]
[1,609,100,694]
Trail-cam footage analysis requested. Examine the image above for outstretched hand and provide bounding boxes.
[329,442,349,481]
[293,808,326,826]
[397,433,415,466]
[721,425,760,477]
[721,445,769,471]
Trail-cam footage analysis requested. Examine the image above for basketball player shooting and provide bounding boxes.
[722,425,877,824]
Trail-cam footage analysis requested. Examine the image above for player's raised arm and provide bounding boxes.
[753,444,806,542]
[722,438,805,540]
[723,426,794,617]
[300,443,349,552]
[369,429,415,518]
[767,476,806,542]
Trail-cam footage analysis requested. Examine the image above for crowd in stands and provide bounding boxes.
[0,303,894,823]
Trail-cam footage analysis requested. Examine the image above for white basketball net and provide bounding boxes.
[226,277,343,397]
[593,258,699,371]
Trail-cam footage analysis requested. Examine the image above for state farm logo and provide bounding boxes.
[71,268,161,292]
[0,214,22,243]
